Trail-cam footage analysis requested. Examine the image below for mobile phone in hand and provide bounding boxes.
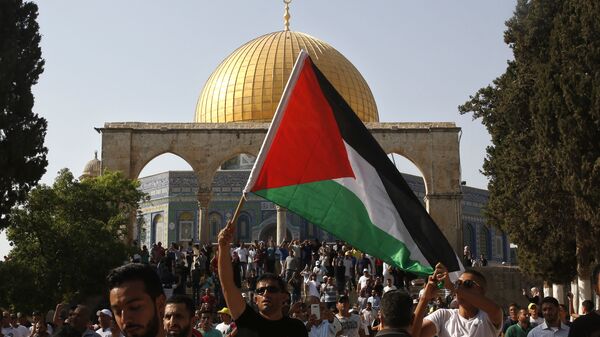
[310,304,320,318]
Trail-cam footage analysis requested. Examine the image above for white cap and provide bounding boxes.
[96,309,112,318]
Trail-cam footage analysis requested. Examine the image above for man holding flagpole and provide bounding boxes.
[217,220,308,337]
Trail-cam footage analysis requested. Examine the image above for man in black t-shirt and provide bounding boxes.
[568,264,600,337]
[376,290,412,337]
[218,220,308,337]
[501,303,519,335]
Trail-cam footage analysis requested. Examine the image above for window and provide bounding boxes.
[179,211,194,241]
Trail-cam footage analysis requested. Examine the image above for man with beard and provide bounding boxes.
[108,263,166,337]
[528,297,569,337]
[218,220,307,337]
[163,295,202,337]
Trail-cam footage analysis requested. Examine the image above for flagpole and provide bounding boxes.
[227,194,246,227]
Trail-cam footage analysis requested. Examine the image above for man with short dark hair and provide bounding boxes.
[375,290,412,337]
[502,303,519,336]
[107,263,167,337]
[568,264,600,337]
[71,306,102,337]
[336,295,366,337]
[195,311,219,337]
[416,264,503,337]
[217,220,307,337]
[527,297,569,337]
[163,295,201,337]
[504,308,531,337]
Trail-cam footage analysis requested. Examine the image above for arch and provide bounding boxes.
[135,151,197,180]
[387,152,429,196]
[384,150,431,195]
[478,225,491,259]
[237,212,252,241]
[152,213,166,245]
[463,223,476,256]
[100,122,462,252]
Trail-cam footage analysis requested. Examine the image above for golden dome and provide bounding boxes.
[195,30,378,123]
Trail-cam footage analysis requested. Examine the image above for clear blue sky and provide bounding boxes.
[0,0,517,258]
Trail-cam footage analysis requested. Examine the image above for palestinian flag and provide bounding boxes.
[243,50,461,275]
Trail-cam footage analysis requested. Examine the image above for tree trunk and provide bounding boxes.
[571,278,579,314]
[553,283,565,304]
[544,281,553,298]
[576,224,593,310]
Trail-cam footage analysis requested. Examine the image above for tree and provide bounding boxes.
[0,169,147,312]
[459,0,599,282]
[0,0,47,229]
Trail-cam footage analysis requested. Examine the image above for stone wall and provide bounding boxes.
[473,266,542,309]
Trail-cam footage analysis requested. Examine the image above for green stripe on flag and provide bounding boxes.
[255,180,433,275]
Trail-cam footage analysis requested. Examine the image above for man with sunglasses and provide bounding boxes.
[218,220,308,337]
[415,263,503,337]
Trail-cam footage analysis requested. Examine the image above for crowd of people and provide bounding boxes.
[1,224,599,337]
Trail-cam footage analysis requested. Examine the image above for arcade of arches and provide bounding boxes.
[97,121,464,253]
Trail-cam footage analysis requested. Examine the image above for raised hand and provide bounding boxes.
[218,220,235,247]
[434,262,453,291]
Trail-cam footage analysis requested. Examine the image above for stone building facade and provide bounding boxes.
[136,168,510,265]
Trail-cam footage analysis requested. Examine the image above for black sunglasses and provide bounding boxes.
[255,286,282,295]
[454,279,481,289]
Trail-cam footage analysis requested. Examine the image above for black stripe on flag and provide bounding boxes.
[310,62,460,272]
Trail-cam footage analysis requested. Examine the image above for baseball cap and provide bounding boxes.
[97,309,113,318]
[217,307,231,316]
[528,303,537,310]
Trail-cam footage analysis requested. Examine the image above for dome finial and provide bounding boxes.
[283,0,291,31]
[94,150,98,159]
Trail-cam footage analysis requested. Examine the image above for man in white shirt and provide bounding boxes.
[528,303,544,327]
[234,244,249,279]
[306,303,341,337]
[383,278,397,294]
[357,269,372,294]
[215,308,236,337]
[306,273,321,300]
[415,264,503,337]
[95,309,113,337]
[2,312,16,337]
[336,295,366,337]
[9,314,29,337]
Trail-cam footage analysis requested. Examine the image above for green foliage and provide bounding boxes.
[0,0,48,229]
[459,0,599,282]
[0,169,147,312]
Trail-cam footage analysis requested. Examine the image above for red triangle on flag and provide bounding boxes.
[251,56,355,192]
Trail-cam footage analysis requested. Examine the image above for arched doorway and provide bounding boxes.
[138,153,198,247]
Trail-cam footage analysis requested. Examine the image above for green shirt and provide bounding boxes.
[199,328,223,337]
[505,323,532,337]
